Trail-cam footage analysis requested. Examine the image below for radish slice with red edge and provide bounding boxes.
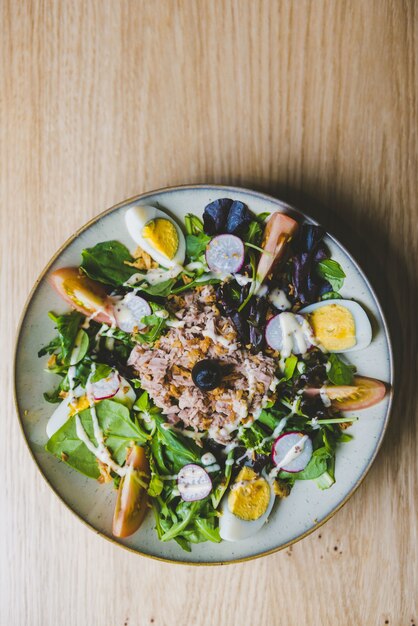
[90,370,120,401]
[265,312,312,355]
[205,234,245,275]
[113,293,152,333]
[272,432,313,473]
[177,464,212,501]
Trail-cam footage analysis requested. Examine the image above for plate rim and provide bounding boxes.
[13,183,394,566]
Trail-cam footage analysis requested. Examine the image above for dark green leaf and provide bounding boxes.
[47,311,84,365]
[38,336,61,358]
[137,279,175,297]
[256,212,270,222]
[327,353,354,385]
[317,259,346,291]
[245,220,264,246]
[81,240,137,286]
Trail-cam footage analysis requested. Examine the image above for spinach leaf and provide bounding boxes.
[171,276,221,294]
[136,279,175,297]
[45,409,100,478]
[327,353,354,385]
[317,259,346,291]
[186,233,211,260]
[81,241,137,286]
[46,399,149,477]
[90,363,113,383]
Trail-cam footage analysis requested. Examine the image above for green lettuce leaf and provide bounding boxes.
[46,399,148,478]
[81,240,137,286]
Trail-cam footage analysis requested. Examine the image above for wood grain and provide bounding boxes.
[1,1,417,624]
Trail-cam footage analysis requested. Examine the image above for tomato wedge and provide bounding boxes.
[113,445,150,538]
[256,212,298,287]
[305,376,387,411]
[50,267,115,325]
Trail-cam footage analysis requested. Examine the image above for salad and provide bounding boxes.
[39,198,388,550]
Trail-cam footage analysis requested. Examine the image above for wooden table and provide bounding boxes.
[1,1,417,624]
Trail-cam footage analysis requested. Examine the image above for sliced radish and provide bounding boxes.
[265,312,312,356]
[272,432,313,473]
[113,293,152,333]
[90,370,120,400]
[205,234,245,275]
[177,464,212,501]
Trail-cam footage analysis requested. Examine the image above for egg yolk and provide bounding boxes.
[309,304,356,351]
[228,467,270,521]
[69,395,90,416]
[142,218,179,260]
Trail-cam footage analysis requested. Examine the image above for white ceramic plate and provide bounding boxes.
[14,185,393,564]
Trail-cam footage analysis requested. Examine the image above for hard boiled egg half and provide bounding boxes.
[125,205,185,268]
[300,299,372,352]
[219,467,276,541]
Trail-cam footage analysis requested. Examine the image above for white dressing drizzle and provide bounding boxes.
[123,265,183,287]
[202,321,237,351]
[74,365,126,477]
[205,463,221,473]
[269,288,291,311]
[269,435,309,479]
[234,273,253,286]
[201,452,217,466]
[319,386,332,407]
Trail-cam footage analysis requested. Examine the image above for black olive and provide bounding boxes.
[192,359,223,391]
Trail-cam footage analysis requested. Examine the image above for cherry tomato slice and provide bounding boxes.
[50,267,115,325]
[305,376,387,411]
[113,445,150,538]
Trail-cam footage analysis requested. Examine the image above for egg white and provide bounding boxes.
[300,299,372,353]
[218,477,276,542]
[125,205,186,268]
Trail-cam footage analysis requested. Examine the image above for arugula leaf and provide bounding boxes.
[186,233,211,260]
[245,220,264,246]
[47,311,84,364]
[46,399,149,477]
[81,241,137,286]
[38,336,61,358]
[317,259,346,291]
[133,303,168,344]
[327,353,354,385]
